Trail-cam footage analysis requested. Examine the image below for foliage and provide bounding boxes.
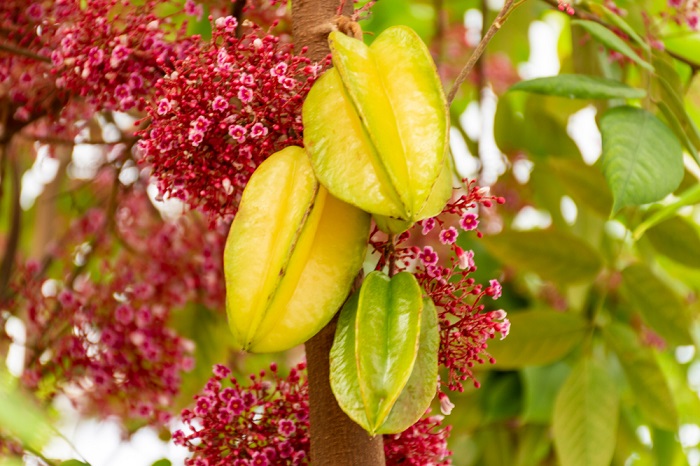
[1,0,699,465]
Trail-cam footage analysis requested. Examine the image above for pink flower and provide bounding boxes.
[460,212,479,231]
[250,122,268,139]
[278,419,296,437]
[26,3,44,21]
[488,279,502,299]
[189,128,204,146]
[239,73,255,87]
[438,392,455,415]
[237,87,253,103]
[215,16,238,32]
[439,227,458,245]
[421,218,436,235]
[456,247,474,270]
[114,304,134,324]
[270,62,288,77]
[87,47,104,66]
[212,96,229,112]
[110,44,131,68]
[156,98,172,115]
[184,0,203,20]
[419,246,439,266]
[213,364,231,379]
[281,77,296,90]
[228,124,247,143]
[192,115,211,132]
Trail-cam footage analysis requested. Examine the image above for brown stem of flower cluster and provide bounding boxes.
[293,0,386,464]
[447,0,515,105]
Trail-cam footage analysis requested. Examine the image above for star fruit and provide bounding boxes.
[330,271,439,435]
[303,26,452,234]
[224,146,370,353]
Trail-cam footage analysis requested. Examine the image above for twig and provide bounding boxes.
[447,0,516,105]
[0,43,51,63]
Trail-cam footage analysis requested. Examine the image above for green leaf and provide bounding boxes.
[651,56,700,161]
[0,375,54,452]
[377,296,439,434]
[481,372,522,423]
[510,75,646,100]
[170,304,235,410]
[547,158,613,218]
[632,183,700,239]
[572,20,653,72]
[482,229,603,284]
[0,459,24,466]
[330,272,435,435]
[355,271,422,433]
[599,106,683,213]
[603,323,678,430]
[487,311,588,369]
[644,215,700,269]
[493,92,581,158]
[663,33,700,65]
[594,4,649,51]
[150,460,172,466]
[515,425,553,466]
[521,362,571,423]
[552,357,619,466]
[620,264,693,345]
[59,461,90,466]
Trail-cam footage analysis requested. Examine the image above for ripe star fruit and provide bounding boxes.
[302,26,452,234]
[330,271,439,435]
[224,146,370,353]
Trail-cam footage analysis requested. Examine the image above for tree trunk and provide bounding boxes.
[292,1,386,464]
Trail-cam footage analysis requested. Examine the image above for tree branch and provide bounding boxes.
[447,0,515,105]
[293,0,386,463]
[0,43,51,63]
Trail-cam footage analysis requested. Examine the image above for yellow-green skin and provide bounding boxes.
[224,146,371,353]
[303,26,452,234]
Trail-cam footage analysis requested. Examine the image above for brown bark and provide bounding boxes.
[292,1,385,464]
[306,317,386,465]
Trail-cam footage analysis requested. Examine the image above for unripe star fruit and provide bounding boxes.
[224,146,371,353]
[303,26,452,234]
[330,271,439,435]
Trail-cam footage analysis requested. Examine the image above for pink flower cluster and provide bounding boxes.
[139,17,325,220]
[0,0,196,124]
[9,190,226,424]
[175,363,310,465]
[667,0,699,30]
[0,1,67,121]
[370,181,509,393]
[556,0,575,15]
[175,364,452,465]
[49,0,197,112]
